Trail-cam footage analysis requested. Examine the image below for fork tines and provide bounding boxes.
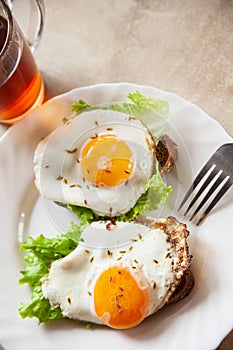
[179,143,233,225]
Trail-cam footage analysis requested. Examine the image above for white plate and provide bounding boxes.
[0,83,232,350]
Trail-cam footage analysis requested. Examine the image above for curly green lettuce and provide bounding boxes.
[18,222,83,323]
[71,91,169,139]
[68,163,172,223]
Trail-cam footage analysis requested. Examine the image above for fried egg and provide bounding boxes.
[34,109,156,217]
[42,216,191,329]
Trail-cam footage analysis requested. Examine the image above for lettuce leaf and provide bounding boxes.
[18,222,83,323]
[67,204,98,225]
[68,162,171,223]
[71,91,170,139]
[118,164,172,221]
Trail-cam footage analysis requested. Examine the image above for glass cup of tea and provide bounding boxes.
[0,0,45,124]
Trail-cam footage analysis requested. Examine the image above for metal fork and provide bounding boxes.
[178,143,233,225]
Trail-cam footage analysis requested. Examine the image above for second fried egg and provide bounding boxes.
[34,109,156,216]
[42,217,191,329]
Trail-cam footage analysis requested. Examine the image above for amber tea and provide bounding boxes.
[0,15,44,122]
[0,0,45,123]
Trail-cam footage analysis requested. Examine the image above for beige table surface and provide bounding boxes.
[1,0,233,349]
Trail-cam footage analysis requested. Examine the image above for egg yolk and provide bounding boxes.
[81,134,134,187]
[94,266,150,329]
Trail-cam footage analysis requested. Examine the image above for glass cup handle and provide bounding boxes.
[6,0,45,52]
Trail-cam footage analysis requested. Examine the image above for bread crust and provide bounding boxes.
[167,269,195,304]
[156,135,178,173]
[134,215,194,304]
